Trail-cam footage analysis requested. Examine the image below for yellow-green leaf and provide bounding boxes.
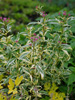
[8,78,14,90]
[13,88,18,94]
[15,76,23,86]
[44,82,50,90]
[0,84,3,89]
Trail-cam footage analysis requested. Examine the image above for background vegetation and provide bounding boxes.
[0,0,75,33]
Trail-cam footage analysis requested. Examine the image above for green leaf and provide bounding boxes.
[62,49,70,60]
[36,65,44,79]
[40,96,49,100]
[68,73,75,85]
[22,67,32,82]
[7,58,16,68]
[71,41,75,49]
[0,22,4,25]
[0,55,4,60]
[2,75,14,84]
[0,67,5,72]
[62,44,72,50]
[19,51,30,59]
[69,67,75,72]
[28,22,38,25]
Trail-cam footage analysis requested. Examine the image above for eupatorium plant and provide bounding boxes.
[0,6,75,100]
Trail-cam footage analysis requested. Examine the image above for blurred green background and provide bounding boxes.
[0,0,75,33]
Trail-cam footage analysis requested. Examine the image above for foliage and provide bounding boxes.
[38,0,75,9]
[0,0,64,33]
[0,6,75,100]
[8,76,23,94]
[44,82,65,100]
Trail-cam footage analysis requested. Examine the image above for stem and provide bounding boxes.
[40,18,46,60]
[33,42,35,64]
[66,86,69,100]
